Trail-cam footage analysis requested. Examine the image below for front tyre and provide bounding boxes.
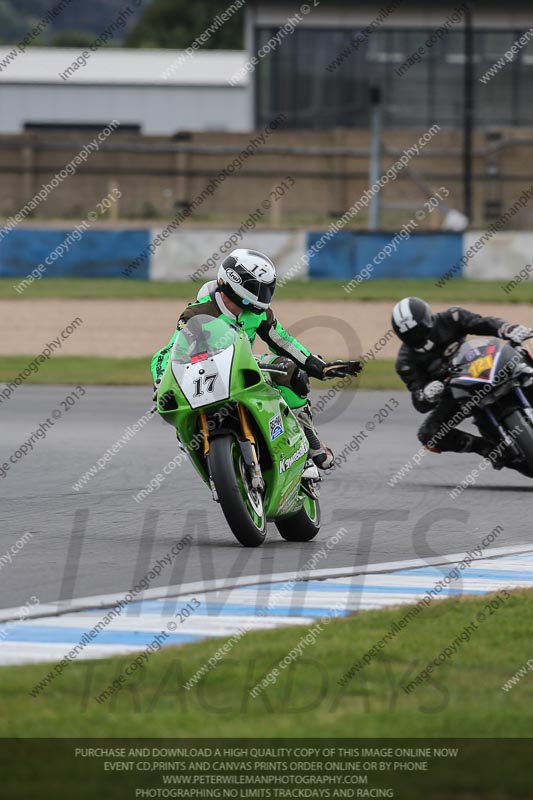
[275,493,321,542]
[208,435,266,547]
[504,409,533,469]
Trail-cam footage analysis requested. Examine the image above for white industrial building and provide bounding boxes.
[0,47,251,134]
[1,1,532,135]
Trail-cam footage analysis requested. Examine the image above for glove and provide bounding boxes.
[322,359,363,378]
[305,354,328,379]
[305,355,363,380]
[422,380,445,404]
[151,377,162,402]
[499,323,533,345]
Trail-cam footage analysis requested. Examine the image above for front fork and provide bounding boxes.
[237,404,263,490]
[484,406,516,450]
[201,406,264,502]
[198,412,219,501]
[483,387,533,455]
[515,387,533,425]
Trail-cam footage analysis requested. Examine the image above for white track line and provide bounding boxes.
[2,544,533,624]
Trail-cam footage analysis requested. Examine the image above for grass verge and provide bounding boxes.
[0,356,151,386]
[2,277,533,302]
[0,356,402,389]
[4,589,533,738]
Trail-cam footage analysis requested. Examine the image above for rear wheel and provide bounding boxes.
[208,435,266,547]
[504,409,533,470]
[275,492,321,542]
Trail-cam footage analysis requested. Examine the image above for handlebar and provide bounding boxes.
[257,363,289,375]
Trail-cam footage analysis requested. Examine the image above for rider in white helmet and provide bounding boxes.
[152,249,359,469]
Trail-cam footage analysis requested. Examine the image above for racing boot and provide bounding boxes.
[464,434,515,471]
[302,459,320,480]
[296,402,334,470]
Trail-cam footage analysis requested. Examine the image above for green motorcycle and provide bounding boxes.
[156,314,322,547]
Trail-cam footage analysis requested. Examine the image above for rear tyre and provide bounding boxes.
[504,409,533,470]
[275,493,321,542]
[208,435,266,547]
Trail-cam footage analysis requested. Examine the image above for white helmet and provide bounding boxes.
[217,249,276,313]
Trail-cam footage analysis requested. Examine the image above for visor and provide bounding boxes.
[221,275,275,314]
[402,325,431,349]
[239,273,276,310]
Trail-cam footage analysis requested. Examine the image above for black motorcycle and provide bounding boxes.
[448,336,533,476]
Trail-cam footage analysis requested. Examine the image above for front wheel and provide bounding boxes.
[504,409,533,470]
[275,493,321,542]
[208,435,266,547]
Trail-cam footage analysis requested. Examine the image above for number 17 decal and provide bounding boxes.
[193,374,218,397]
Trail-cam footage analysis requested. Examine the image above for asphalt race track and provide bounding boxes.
[1,385,532,612]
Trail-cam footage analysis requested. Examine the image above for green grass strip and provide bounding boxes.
[0,356,151,386]
[4,589,532,738]
[3,277,533,302]
[0,356,402,389]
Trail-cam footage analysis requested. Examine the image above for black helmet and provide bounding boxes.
[392,297,434,350]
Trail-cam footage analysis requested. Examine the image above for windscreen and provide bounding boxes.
[171,314,239,365]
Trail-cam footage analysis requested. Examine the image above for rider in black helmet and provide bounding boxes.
[392,297,533,464]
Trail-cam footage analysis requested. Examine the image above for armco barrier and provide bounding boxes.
[0,229,151,280]
[307,231,464,280]
[0,226,530,283]
[150,228,307,282]
[463,231,533,280]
